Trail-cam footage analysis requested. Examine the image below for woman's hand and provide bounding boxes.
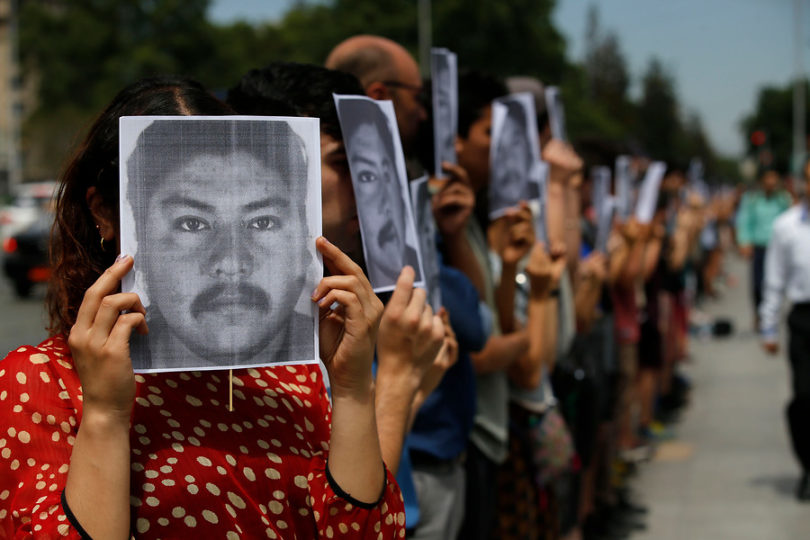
[488,202,535,267]
[67,254,147,421]
[377,266,445,390]
[312,237,383,400]
[432,164,476,239]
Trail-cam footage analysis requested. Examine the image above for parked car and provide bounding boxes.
[0,181,57,242]
[2,212,52,298]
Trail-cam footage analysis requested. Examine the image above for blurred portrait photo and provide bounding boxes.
[119,116,321,372]
[489,93,540,219]
[409,175,442,312]
[334,95,425,292]
[431,47,458,177]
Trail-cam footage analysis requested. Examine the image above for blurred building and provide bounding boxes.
[0,0,21,197]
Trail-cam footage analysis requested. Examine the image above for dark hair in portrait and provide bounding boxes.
[47,76,232,336]
[126,119,309,233]
[337,98,399,164]
[227,61,364,140]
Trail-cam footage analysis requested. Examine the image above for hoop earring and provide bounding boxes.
[100,237,105,250]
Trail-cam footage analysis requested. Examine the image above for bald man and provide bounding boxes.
[326,35,426,154]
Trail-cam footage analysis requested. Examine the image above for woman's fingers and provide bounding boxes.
[387,266,416,313]
[108,312,149,346]
[90,292,146,341]
[316,236,365,280]
[315,288,366,332]
[74,254,134,330]
[402,286,428,329]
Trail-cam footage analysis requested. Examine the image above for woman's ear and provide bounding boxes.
[86,186,116,242]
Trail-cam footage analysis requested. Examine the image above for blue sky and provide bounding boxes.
[209,0,809,157]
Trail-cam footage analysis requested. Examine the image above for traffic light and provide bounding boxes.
[750,130,767,147]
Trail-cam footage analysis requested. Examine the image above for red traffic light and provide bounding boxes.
[750,130,767,146]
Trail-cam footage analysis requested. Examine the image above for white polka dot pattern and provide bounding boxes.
[0,336,405,538]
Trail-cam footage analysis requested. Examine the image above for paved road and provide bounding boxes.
[631,256,810,539]
[0,255,50,356]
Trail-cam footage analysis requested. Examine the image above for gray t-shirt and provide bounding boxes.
[466,220,510,464]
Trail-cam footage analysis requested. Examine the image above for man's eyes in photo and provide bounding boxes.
[358,170,379,183]
[243,215,281,231]
[174,215,211,232]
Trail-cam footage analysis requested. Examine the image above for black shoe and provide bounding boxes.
[797,472,810,502]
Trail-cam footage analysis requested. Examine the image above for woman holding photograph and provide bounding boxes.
[0,77,404,538]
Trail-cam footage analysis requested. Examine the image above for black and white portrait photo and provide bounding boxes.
[527,160,550,245]
[614,155,633,220]
[595,196,616,254]
[635,161,667,224]
[119,116,321,373]
[333,95,425,292]
[545,86,568,142]
[592,165,611,209]
[430,47,458,177]
[489,92,540,219]
[409,175,442,312]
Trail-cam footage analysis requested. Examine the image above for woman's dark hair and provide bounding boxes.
[47,76,233,336]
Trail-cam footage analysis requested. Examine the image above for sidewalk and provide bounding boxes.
[631,256,810,540]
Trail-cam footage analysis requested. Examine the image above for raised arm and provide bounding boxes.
[311,237,387,503]
[373,268,444,474]
[65,254,147,539]
[433,163,486,298]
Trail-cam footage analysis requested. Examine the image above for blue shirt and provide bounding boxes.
[407,261,486,460]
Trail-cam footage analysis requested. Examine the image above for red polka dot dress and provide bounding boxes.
[0,336,406,538]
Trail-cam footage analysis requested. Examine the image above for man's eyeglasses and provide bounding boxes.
[382,80,427,104]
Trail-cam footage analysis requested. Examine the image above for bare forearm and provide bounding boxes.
[330,385,386,503]
[509,295,555,389]
[495,262,518,334]
[445,233,486,299]
[668,231,689,271]
[642,238,663,280]
[65,411,131,540]
[543,299,559,373]
[575,277,602,332]
[620,240,645,286]
[373,372,419,475]
[471,331,529,375]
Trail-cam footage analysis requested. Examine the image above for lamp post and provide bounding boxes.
[793,0,806,177]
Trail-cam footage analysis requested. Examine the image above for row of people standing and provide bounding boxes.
[0,32,727,539]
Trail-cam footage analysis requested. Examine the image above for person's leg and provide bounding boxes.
[458,444,497,540]
[752,246,767,328]
[617,344,639,452]
[410,460,466,540]
[786,306,810,488]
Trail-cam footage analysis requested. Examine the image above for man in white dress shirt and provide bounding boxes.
[760,159,810,501]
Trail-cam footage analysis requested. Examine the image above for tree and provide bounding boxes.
[583,5,630,109]
[637,58,681,163]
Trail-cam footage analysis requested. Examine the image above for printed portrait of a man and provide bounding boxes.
[431,48,458,176]
[489,99,533,217]
[334,96,424,292]
[120,117,321,372]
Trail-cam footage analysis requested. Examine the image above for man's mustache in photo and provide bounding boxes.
[191,282,270,318]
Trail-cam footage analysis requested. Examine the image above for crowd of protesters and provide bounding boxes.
[1,30,807,540]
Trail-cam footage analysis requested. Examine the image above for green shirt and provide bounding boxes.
[735,189,791,247]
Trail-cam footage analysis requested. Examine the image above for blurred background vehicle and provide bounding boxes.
[2,210,51,298]
[0,181,57,242]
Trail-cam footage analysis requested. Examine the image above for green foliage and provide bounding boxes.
[432,0,566,83]
[16,0,724,180]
